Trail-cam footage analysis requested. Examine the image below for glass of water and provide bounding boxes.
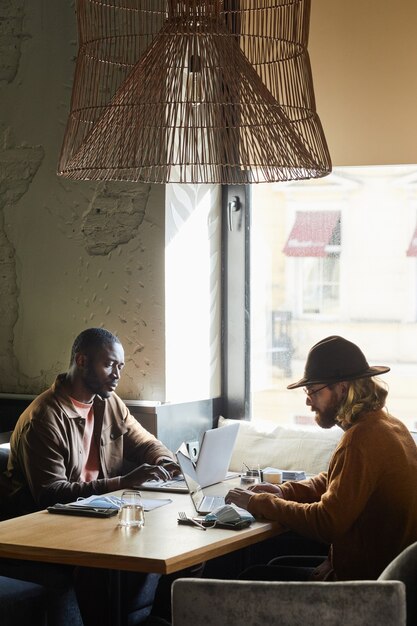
[118,490,145,528]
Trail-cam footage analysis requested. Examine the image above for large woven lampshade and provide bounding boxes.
[58,0,331,185]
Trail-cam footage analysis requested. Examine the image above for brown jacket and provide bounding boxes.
[8,375,174,510]
[248,410,417,580]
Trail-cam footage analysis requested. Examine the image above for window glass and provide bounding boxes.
[301,256,340,315]
[250,165,417,431]
[165,184,222,403]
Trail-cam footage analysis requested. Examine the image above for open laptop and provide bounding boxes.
[139,422,239,493]
[177,449,225,514]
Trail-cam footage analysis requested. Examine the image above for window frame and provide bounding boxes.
[221,184,251,420]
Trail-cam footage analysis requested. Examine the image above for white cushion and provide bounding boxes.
[219,416,342,476]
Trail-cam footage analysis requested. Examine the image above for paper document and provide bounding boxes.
[141,498,172,511]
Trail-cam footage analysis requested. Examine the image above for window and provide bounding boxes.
[300,255,340,316]
[247,165,417,431]
[283,210,341,316]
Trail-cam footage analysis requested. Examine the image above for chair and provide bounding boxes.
[0,445,83,625]
[171,578,406,626]
[379,541,417,625]
[0,575,47,626]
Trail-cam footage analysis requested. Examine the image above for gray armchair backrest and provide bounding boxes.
[172,578,406,626]
[379,540,417,625]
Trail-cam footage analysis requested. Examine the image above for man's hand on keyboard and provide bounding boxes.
[249,483,284,496]
[225,487,253,510]
[121,463,172,488]
[158,459,181,476]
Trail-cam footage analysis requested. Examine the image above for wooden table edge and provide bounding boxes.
[0,522,282,574]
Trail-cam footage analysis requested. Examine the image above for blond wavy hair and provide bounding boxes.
[336,377,389,429]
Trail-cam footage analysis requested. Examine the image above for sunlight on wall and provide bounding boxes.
[165,184,221,402]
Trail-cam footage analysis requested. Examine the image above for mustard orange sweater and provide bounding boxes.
[248,411,417,579]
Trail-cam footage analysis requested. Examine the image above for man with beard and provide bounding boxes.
[7,327,178,625]
[225,335,417,581]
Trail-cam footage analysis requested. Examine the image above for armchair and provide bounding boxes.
[171,578,406,626]
[379,540,417,625]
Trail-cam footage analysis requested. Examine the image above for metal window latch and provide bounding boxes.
[228,195,242,231]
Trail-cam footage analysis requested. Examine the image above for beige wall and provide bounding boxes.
[309,0,417,166]
[0,1,166,399]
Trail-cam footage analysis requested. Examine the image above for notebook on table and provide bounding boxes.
[139,422,240,494]
[177,449,225,515]
[262,466,307,482]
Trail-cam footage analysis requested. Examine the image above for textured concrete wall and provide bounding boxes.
[0,1,166,399]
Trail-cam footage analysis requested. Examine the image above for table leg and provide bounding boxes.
[109,569,127,626]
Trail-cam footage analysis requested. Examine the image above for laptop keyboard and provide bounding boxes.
[140,474,187,489]
[161,479,186,488]
[202,495,225,512]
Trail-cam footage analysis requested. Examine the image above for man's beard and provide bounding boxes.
[83,365,115,399]
[314,391,341,429]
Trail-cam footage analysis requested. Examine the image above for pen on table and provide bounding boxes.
[191,518,207,530]
[257,464,263,481]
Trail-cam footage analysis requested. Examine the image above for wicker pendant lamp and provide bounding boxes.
[58,0,331,185]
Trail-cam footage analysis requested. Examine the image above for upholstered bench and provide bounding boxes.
[219,416,343,476]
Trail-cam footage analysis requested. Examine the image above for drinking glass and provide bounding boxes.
[118,490,145,528]
[240,464,261,486]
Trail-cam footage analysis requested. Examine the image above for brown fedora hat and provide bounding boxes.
[287,335,390,389]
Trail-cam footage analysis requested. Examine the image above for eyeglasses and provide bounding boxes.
[303,384,329,397]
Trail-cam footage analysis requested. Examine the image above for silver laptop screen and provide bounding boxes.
[177,451,204,510]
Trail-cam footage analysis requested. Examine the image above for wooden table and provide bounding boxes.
[0,480,281,575]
